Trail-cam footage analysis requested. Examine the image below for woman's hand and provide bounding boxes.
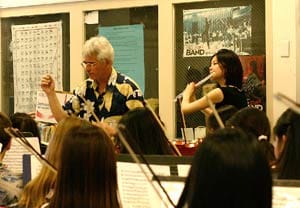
[183,82,196,102]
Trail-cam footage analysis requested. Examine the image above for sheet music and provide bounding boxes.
[11,21,63,113]
[177,164,191,177]
[273,186,300,208]
[159,181,185,207]
[29,155,43,179]
[3,137,41,174]
[117,162,170,208]
[23,154,43,185]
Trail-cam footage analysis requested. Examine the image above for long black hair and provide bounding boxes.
[274,108,300,179]
[211,48,243,88]
[177,128,272,208]
[117,107,175,155]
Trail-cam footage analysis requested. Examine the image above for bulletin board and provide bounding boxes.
[174,0,265,136]
[1,13,70,115]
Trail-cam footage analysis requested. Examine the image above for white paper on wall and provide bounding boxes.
[11,21,63,113]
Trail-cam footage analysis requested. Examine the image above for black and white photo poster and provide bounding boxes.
[183,6,252,57]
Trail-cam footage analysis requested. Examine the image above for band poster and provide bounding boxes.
[11,21,63,113]
[183,6,252,57]
[240,55,266,111]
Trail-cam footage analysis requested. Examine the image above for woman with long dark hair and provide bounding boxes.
[181,49,248,116]
[47,120,121,208]
[273,108,300,179]
[176,128,272,208]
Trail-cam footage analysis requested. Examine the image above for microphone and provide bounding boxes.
[174,72,214,101]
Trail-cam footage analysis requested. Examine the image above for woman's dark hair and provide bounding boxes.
[211,48,243,88]
[176,128,272,208]
[206,105,238,132]
[10,112,44,153]
[0,112,12,152]
[117,107,176,155]
[49,121,120,208]
[273,108,300,179]
[226,107,275,164]
[10,112,40,139]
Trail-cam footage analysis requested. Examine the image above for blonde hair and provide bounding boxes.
[18,117,84,208]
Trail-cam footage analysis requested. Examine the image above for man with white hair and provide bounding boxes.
[41,36,145,122]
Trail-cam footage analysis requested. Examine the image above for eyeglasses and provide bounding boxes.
[81,61,97,69]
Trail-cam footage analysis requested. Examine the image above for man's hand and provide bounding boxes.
[40,74,55,95]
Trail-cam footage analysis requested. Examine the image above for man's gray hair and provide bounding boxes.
[82,36,114,63]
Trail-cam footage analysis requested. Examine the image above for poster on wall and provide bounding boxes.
[35,90,72,123]
[99,24,145,93]
[11,21,63,113]
[240,55,266,111]
[183,5,252,57]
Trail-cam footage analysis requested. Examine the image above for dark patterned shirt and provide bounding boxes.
[63,68,145,121]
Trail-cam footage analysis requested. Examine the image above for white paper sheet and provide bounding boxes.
[11,21,63,113]
[273,186,300,208]
[3,137,41,174]
[117,162,171,208]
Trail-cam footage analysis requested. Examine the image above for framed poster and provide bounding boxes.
[175,1,265,137]
[1,13,70,115]
[183,6,252,57]
[240,55,266,111]
[11,21,63,113]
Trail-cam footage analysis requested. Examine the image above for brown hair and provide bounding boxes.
[49,121,120,208]
[18,117,84,208]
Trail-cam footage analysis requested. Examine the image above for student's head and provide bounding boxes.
[46,116,85,168]
[50,121,120,208]
[0,112,12,152]
[210,48,243,88]
[250,60,258,74]
[206,105,238,132]
[273,108,300,179]
[82,36,114,64]
[177,128,272,208]
[10,112,44,153]
[117,107,175,155]
[18,117,85,208]
[227,107,271,139]
[226,107,275,164]
[10,112,40,139]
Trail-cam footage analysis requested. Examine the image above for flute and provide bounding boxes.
[174,72,214,101]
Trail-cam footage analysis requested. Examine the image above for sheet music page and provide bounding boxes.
[3,137,41,174]
[117,162,170,208]
[159,181,185,208]
[177,164,191,177]
[273,186,300,208]
[30,155,43,179]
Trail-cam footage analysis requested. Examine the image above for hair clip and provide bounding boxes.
[258,135,268,141]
